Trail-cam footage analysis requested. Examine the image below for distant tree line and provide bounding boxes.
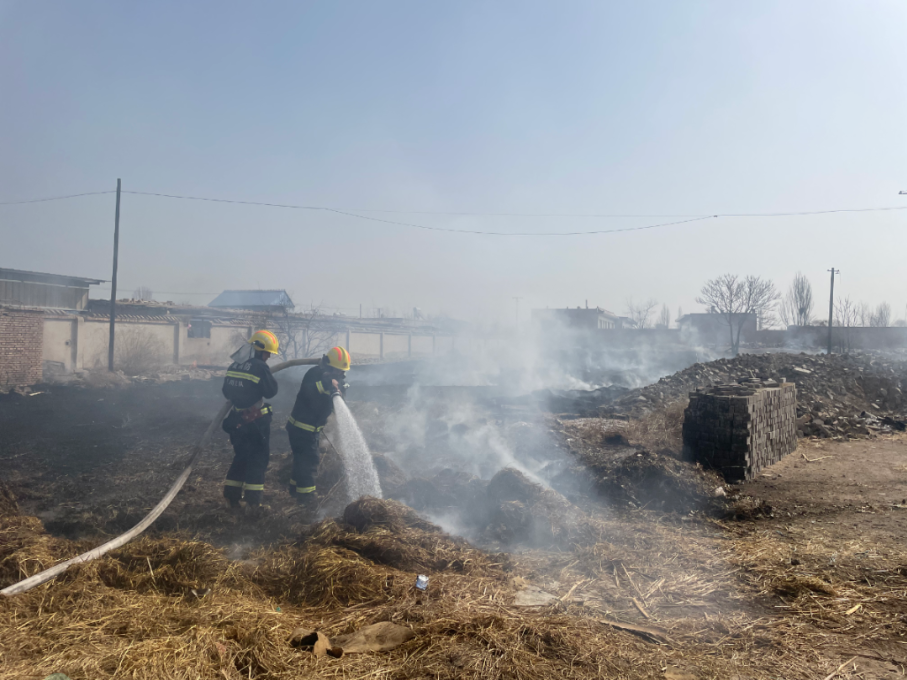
[692,271,902,355]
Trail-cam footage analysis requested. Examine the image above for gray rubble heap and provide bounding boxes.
[604,352,907,439]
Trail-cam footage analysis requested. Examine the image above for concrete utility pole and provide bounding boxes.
[108,178,122,372]
[826,267,839,355]
[512,297,522,327]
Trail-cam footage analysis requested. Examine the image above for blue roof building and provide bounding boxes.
[208,289,294,312]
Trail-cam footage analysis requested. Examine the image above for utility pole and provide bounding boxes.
[826,267,839,355]
[108,179,121,372]
[512,297,522,327]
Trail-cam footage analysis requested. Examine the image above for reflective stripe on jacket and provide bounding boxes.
[222,357,278,409]
[287,364,340,431]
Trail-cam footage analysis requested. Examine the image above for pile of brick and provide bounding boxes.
[0,308,44,388]
[682,379,797,481]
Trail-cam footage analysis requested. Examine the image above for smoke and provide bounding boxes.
[353,323,721,394]
[348,322,720,490]
[380,385,553,483]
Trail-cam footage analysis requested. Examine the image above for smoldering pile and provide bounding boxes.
[551,426,726,515]
[602,352,907,438]
[391,465,601,549]
[253,497,510,607]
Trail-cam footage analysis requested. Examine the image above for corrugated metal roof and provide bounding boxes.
[209,290,294,309]
[0,267,105,286]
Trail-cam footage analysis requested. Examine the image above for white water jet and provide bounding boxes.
[332,395,382,501]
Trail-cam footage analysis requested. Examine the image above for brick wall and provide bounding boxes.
[682,380,797,482]
[0,308,44,387]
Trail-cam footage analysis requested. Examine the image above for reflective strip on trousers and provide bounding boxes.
[242,483,265,492]
[296,486,316,494]
[287,416,323,432]
[226,370,260,384]
[224,479,244,488]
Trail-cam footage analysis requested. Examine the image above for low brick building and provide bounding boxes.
[0,307,45,387]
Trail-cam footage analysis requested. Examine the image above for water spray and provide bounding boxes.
[331,394,382,501]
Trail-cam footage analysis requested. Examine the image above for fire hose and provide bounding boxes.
[1,357,321,597]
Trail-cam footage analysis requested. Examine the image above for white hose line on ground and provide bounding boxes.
[1,357,320,597]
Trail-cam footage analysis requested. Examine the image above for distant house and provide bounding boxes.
[209,290,294,313]
[0,267,105,310]
[532,306,622,330]
[678,312,757,345]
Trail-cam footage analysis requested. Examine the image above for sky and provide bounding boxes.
[1,0,905,325]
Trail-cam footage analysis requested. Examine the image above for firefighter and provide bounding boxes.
[221,330,280,510]
[285,346,351,508]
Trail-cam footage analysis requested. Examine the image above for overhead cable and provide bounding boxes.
[5,187,907,237]
[0,190,116,205]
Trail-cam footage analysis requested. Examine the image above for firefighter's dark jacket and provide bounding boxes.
[222,357,278,409]
[287,364,342,431]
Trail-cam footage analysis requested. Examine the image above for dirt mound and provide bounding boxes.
[596,450,722,513]
[478,468,599,548]
[397,466,597,549]
[399,468,489,525]
[555,429,724,514]
[605,352,907,438]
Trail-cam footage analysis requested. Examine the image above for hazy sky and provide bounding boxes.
[1,1,905,324]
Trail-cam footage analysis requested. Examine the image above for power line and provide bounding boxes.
[325,209,718,236]
[122,191,702,217]
[121,190,907,218]
[4,187,907,236]
[0,190,116,205]
[121,190,721,235]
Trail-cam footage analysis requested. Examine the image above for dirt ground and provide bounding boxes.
[2,381,907,678]
[725,435,907,678]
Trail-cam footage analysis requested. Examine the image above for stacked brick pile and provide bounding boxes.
[682,379,797,482]
[0,307,44,388]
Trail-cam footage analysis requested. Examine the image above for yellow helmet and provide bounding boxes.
[325,346,351,371]
[249,330,279,355]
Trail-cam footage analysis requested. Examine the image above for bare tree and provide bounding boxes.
[833,296,859,352]
[657,304,671,329]
[696,274,779,355]
[625,297,658,329]
[133,286,153,301]
[778,272,813,327]
[266,305,339,361]
[856,301,872,327]
[870,302,891,328]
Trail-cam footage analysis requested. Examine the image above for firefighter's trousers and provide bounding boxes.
[287,427,321,503]
[223,420,271,507]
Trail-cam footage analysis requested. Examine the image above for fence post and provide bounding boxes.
[173,322,181,365]
[408,334,412,357]
[346,328,351,352]
[379,333,384,361]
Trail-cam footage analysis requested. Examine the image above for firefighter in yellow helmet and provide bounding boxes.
[221,330,279,510]
[285,346,351,509]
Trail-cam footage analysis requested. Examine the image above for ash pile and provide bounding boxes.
[603,352,907,439]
